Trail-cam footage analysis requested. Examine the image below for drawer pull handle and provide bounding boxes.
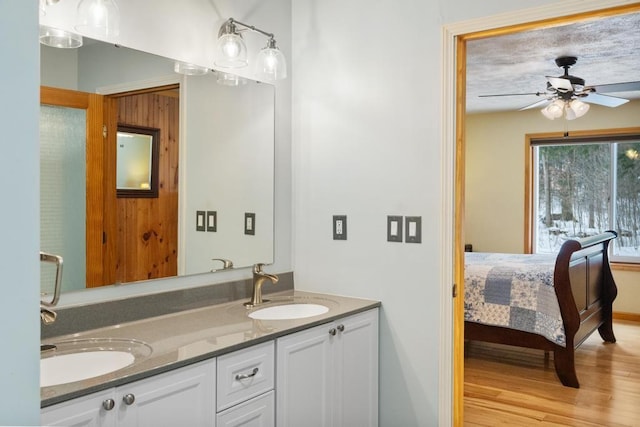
[337,324,345,332]
[329,328,337,336]
[235,367,259,380]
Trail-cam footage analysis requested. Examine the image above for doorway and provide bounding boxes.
[109,85,180,284]
[40,84,180,289]
[448,3,640,425]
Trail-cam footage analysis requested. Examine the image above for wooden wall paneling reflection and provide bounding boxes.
[116,89,179,283]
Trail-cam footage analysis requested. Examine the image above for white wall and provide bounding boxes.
[0,1,40,424]
[466,101,640,315]
[289,0,572,425]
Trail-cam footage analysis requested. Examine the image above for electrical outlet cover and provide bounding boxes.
[244,213,256,235]
[333,215,347,240]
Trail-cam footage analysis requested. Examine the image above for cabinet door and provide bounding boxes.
[334,309,379,427]
[216,390,274,427]
[116,359,215,427]
[276,323,334,427]
[41,389,116,427]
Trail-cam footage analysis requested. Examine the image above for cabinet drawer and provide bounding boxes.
[216,390,274,427]
[217,341,274,411]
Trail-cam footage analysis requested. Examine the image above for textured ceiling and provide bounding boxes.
[466,11,640,113]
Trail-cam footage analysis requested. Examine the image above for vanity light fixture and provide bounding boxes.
[75,0,120,38]
[214,18,287,81]
[216,71,248,86]
[174,61,209,76]
[39,25,83,48]
[541,98,590,120]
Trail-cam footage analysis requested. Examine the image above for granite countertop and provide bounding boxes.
[41,290,380,407]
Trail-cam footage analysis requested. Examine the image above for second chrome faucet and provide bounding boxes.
[244,263,278,308]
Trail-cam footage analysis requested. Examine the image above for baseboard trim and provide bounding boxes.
[613,312,640,323]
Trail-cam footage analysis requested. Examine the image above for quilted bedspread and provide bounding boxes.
[464,252,566,347]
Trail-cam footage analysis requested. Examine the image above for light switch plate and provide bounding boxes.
[333,215,347,240]
[244,213,256,235]
[196,211,206,232]
[387,215,403,242]
[206,211,217,232]
[405,216,422,243]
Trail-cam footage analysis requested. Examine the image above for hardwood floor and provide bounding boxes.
[464,321,640,426]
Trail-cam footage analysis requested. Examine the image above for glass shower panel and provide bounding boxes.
[40,105,86,293]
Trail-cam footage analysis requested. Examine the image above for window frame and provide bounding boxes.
[525,127,640,269]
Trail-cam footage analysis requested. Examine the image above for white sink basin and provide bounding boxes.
[41,351,134,387]
[249,303,329,320]
[40,338,152,387]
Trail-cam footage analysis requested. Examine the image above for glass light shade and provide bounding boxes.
[255,46,287,81]
[174,61,209,76]
[255,38,287,81]
[214,33,248,68]
[39,26,83,48]
[541,99,565,120]
[568,99,590,119]
[75,0,120,38]
[216,72,248,86]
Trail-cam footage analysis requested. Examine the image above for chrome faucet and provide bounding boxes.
[244,263,278,308]
[211,258,234,272]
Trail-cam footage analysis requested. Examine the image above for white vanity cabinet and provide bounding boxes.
[42,305,379,427]
[41,359,216,427]
[276,309,379,427]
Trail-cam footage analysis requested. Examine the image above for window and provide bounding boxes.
[530,132,640,263]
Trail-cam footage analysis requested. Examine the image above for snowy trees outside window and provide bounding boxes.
[532,137,640,263]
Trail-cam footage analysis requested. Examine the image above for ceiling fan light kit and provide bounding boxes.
[481,55,640,121]
[541,98,590,120]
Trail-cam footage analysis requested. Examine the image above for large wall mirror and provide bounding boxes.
[40,38,275,297]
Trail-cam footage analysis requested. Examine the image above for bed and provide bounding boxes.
[464,231,618,388]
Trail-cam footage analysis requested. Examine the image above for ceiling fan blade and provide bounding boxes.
[478,92,543,98]
[582,92,629,107]
[518,99,550,111]
[590,81,640,93]
[546,76,573,91]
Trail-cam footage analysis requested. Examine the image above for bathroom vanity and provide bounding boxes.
[41,290,380,426]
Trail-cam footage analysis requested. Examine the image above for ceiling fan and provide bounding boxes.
[479,56,640,119]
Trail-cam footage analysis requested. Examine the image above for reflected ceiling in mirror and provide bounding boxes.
[40,39,275,296]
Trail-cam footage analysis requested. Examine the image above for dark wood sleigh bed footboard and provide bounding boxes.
[464,231,618,388]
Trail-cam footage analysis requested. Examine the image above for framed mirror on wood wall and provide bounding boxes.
[116,124,160,198]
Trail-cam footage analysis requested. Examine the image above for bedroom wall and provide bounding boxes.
[465,100,640,315]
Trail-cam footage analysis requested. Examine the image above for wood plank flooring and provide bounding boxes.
[464,321,640,426]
